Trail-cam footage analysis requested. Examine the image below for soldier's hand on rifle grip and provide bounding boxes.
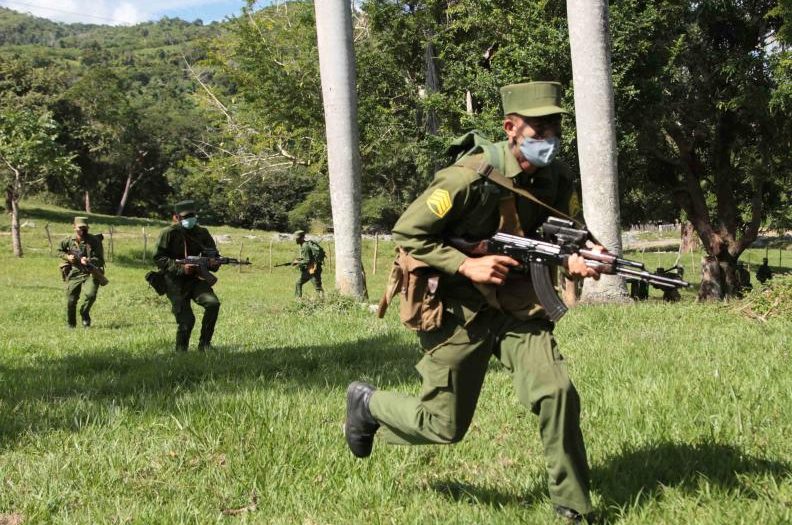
[80,256,89,266]
[458,255,519,285]
[67,254,78,264]
[208,258,221,271]
[184,264,199,276]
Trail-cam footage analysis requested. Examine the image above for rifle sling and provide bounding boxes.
[457,157,587,231]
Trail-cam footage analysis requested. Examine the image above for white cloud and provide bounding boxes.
[0,0,233,25]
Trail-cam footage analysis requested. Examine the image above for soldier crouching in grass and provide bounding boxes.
[58,216,106,328]
[154,200,221,352]
[345,82,601,523]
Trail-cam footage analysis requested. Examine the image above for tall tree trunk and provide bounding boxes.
[10,191,22,257]
[567,0,627,302]
[314,0,367,299]
[84,190,91,213]
[116,173,133,216]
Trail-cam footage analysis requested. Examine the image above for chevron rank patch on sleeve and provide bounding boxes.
[426,188,452,218]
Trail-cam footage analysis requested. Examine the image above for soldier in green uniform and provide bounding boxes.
[344,82,601,523]
[292,230,324,299]
[154,200,221,352]
[756,257,773,284]
[58,216,105,328]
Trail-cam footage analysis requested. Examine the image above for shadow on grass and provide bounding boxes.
[593,441,791,519]
[428,477,546,509]
[0,333,419,447]
[426,441,790,521]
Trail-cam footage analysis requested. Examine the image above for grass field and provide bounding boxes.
[1,204,791,524]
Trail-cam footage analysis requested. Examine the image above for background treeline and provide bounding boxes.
[1,1,790,233]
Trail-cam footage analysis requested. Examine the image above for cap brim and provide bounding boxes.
[513,105,568,117]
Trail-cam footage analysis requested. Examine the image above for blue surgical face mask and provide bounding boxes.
[519,136,560,168]
[181,216,198,230]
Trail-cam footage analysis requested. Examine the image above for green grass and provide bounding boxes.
[1,203,791,524]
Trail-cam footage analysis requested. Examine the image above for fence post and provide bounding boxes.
[239,242,244,274]
[108,225,114,262]
[372,233,378,276]
[44,223,53,255]
[269,238,273,273]
[142,227,148,263]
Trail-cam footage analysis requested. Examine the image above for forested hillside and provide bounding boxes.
[1,2,790,236]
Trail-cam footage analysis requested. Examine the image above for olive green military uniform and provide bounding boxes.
[294,239,324,298]
[58,232,105,327]
[154,223,221,351]
[368,140,593,515]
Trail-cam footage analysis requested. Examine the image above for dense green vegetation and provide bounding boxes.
[2,2,790,237]
[0,204,790,523]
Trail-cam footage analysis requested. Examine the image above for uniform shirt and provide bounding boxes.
[154,223,218,278]
[392,140,576,316]
[58,233,105,274]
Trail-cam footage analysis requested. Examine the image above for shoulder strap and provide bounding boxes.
[457,156,585,229]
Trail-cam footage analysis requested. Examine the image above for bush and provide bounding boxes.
[733,274,792,321]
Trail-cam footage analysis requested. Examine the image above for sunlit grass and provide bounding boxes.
[0,203,790,524]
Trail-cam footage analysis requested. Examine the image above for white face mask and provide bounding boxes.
[519,136,560,167]
[180,216,198,229]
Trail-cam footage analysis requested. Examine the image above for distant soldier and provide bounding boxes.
[58,216,106,328]
[735,262,752,293]
[292,230,325,299]
[154,200,221,352]
[656,266,682,302]
[756,258,773,284]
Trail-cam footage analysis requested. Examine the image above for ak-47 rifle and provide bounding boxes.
[67,248,109,286]
[175,249,251,286]
[447,217,690,322]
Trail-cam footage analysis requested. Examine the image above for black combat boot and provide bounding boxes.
[344,381,379,458]
[81,312,91,328]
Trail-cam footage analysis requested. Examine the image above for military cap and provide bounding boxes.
[500,81,567,117]
[74,216,89,227]
[293,230,305,237]
[174,200,197,216]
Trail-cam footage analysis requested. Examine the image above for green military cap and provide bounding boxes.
[174,200,197,216]
[74,216,89,227]
[500,81,568,117]
[293,230,305,237]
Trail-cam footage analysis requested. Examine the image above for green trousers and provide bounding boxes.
[368,308,592,514]
[295,269,323,298]
[166,279,220,351]
[65,273,100,326]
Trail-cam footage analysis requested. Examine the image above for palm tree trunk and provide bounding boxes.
[567,0,627,302]
[314,0,367,299]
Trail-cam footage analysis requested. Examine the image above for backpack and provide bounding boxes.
[305,240,326,266]
[445,130,499,164]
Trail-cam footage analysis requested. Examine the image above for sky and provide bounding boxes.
[0,0,253,25]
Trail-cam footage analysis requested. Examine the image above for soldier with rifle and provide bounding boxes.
[154,200,224,352]
[346,82,618,523]
[292,230,324,299]
[58,216,107,328]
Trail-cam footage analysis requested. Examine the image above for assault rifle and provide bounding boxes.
[66,248,109,286]
[274,261,294,268]
[175,251,251,286]
[447,217,690,322]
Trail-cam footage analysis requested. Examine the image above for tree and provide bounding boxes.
[314,0,367,299]
[0,108,76,256]
[567,0,627,302]
[609,1,788,298]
